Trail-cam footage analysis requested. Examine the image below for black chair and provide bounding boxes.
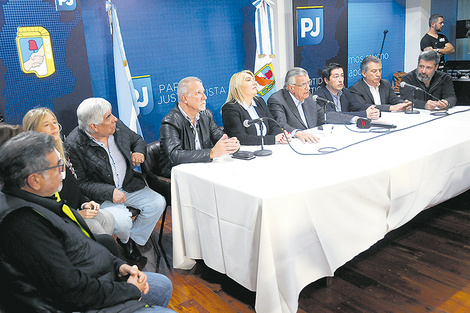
[141,140,171,245]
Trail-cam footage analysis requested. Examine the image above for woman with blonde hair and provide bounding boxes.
[222,70,290,145]
[23,108,115,236]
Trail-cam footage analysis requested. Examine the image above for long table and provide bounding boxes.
[171,107,470,313]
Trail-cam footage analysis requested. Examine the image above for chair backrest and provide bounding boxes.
[143,140,162,176]
[392,71,407,93]
[142,140,171,204]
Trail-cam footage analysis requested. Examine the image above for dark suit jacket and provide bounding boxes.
[268,89,323,132]
[313,86,369,118]
[350,78,402,112]
[222,97,282,145]
[268,89,353,129]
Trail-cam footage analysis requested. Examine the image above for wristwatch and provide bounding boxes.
[436,48,440,53]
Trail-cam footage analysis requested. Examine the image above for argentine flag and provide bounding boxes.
[106,1,143,137]
[253,0,276,102]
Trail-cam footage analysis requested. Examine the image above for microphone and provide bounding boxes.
[312,95,335,106]
[243,118,264,127]
[400,81,441,101]
[399,81,420,90]
[356,117,396,129]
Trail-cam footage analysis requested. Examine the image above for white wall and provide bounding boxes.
[272,0,293,90]
[405,0,431,71]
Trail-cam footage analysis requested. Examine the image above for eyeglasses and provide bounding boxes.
[292,79,313,88]
[34,159,65,174]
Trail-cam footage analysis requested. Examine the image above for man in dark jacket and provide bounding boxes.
[0,132,173,313]
[400,50,456,110]
[350,56,412,112]
[314,63,380,121]
[65,98,166,262]
[159,77,240,178]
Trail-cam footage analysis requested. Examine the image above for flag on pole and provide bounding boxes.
[106,1,143,137]
[253,0,276,102]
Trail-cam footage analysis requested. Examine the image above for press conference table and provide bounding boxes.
[171,106,470,313]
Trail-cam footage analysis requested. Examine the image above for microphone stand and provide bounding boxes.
[317,102,329,131]
[402,82,448,115]
[254,121,272,156]
[379,30,388,59]
[405,89,420,114]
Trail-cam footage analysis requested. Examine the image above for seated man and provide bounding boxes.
[159,76,240,178]
[65,98,166,262]
[314,63,380,121]
[400,50,456,110]
[0,132,173,313]
[350,56,412,112]
[268,67,356,143]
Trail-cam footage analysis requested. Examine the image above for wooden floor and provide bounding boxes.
[141,190,470,312]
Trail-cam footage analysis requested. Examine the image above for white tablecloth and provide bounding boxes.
[171,107,470,313]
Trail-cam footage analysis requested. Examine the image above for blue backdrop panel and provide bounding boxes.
[80,0,116,110]
[431,0,457,62]
[82,0,251,142]
[293,0,348,91]
[347,0,406,87]
[0,0,93,135]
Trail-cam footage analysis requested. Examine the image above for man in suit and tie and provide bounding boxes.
[350,56,412,112]
[314,63,380,121]
[268,67,353,143]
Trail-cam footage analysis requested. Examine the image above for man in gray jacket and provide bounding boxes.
[268,67,357,143]
[65,97,166,262]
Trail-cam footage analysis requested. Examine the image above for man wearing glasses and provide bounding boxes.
[268,67,353,143]
[0,132,174,312]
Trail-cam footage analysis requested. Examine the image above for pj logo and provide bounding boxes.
[55,0,77,11]
[132,75,154,116]
[297,6,324,46]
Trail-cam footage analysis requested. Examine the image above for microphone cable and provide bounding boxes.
[343,123,392,134]
[274,107,470,156]
[254,116,330,155]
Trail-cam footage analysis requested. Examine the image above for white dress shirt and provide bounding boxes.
[364,79,381,105]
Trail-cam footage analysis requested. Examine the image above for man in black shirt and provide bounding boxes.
[420,14,455,70]
[401,50,456,110]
